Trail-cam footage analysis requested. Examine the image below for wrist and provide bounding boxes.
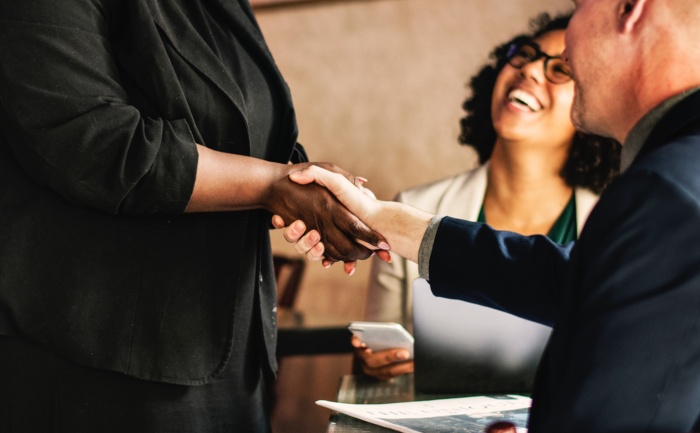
[375,201,432,263]
[260,162,294,213]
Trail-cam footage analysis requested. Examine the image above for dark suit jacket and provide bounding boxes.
[429,89,700,432]
[0,0,298,385]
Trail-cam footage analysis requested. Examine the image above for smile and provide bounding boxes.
[508,89,543,112]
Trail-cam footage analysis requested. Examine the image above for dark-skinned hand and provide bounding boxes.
[485,421,517,433]
[351,335,413,381]
[264,162,387,263]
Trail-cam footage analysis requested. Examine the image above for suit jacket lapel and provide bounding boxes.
[208,0,293,104]
[208,0,299,162]
[144,0,248,118]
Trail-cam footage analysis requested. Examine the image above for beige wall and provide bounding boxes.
[255,0,571,322]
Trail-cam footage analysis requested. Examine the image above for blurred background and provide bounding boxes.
[249,0,570,431]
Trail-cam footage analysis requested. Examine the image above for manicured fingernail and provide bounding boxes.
[356,176,368,184]
[347,267,355,276]
[396,350,409,360]
[378,242,391,250]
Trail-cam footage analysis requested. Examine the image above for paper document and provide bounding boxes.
[317,394,530,433]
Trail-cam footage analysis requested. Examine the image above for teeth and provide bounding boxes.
[508,89,542,112]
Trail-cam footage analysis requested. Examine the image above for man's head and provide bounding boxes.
[564,0,700,143]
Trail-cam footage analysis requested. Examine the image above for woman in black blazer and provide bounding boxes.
[0,1,383,432]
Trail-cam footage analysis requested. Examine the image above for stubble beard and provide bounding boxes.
[571,85,605,138]
[570,91,589,133]
[570,80,619,141]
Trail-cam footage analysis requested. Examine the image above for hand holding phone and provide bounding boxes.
[347,321,414,359]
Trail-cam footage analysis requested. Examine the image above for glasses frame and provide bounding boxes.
[506,41,572,85]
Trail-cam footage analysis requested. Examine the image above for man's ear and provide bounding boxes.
[618,0,647,34]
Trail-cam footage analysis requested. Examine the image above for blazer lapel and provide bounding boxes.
[144,0,248,118]
[207,0,299,162]
[208,0,293,103]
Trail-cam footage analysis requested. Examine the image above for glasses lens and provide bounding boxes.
[546,59,572,84]
[508,44,537,68]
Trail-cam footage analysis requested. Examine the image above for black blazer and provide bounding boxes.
[429,90,700,432]
[0,0,297,385]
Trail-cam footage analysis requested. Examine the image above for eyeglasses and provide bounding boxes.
[506,42,572,85]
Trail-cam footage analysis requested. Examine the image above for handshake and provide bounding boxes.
[268,164,433,274]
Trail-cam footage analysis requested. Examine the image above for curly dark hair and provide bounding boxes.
[458,12,620,194]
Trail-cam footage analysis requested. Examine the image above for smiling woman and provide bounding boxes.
[461,13,620,195]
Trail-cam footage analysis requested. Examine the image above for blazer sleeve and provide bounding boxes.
[428,217,571,327]
[0,0,198,215]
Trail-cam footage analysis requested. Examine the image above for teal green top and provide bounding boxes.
[477,193,577,244]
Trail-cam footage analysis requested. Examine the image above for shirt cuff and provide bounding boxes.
[418,215,444,281]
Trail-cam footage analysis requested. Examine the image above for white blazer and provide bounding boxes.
[364,162,599,331]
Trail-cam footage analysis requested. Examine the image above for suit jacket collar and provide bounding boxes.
[634,87,700,167]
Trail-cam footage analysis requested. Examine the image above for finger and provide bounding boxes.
[271,214,286,228]
[376,250,392,263]
[319,227,374,263]
[345,218,390,252]
[293,229,320,255]
[383,359,414,378]
[320,194,386,258]
[288,165,344,193]
[319,238,348,264]
[332,208,390,255]
[362,360,413,381]
[485,421,517,433]
[305,240,325,262]
[343,261,356,276]
[351,335,365,348]
[282,220,307,243]
[288,165,326,186]
[310,162,355,185]
[355,238,392,252]
[354,345,374,362]
[363,348,411,369]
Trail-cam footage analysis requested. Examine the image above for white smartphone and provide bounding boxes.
[347,321,414,359]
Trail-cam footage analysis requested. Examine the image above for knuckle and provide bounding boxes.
[294,242,307,255]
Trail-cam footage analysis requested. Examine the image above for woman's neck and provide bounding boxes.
[483,138,573,236]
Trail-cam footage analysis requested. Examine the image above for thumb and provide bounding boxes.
[289,166,323,186]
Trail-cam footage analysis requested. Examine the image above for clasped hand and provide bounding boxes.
[268,163,390,273]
